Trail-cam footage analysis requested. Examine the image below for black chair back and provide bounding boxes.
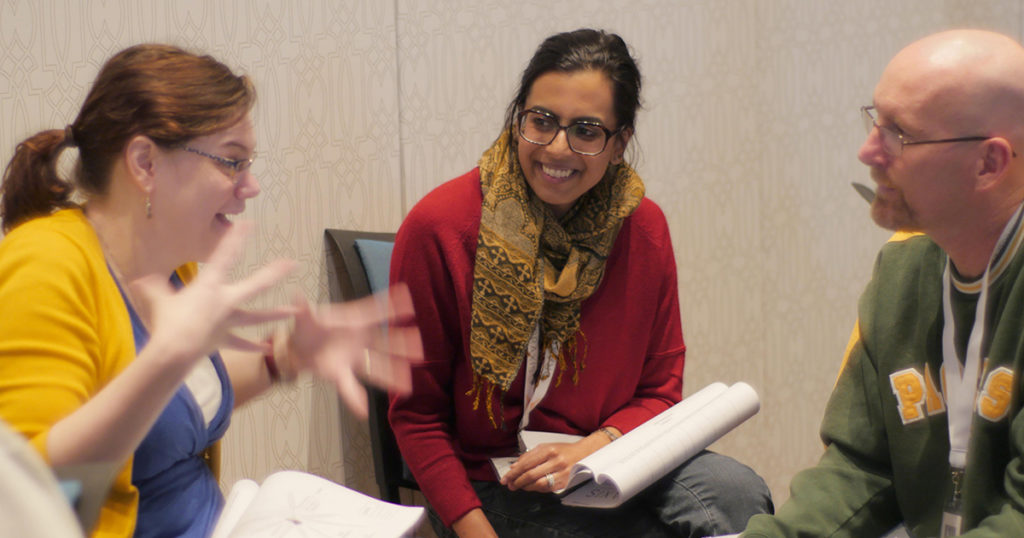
[324,228,418,503]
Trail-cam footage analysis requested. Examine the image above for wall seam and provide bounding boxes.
[393,0,408,218]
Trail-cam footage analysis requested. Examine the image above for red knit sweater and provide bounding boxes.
[389,168,686,526]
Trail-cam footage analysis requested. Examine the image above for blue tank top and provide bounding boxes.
[114,271,234,537]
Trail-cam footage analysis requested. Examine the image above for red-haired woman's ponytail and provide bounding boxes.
[1,128,76,233]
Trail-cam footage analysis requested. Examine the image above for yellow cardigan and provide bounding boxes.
[0,208,198,537]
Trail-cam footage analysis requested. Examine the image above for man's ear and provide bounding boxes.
[976,137,1015,192]
[610,127,634,165]
[123,135,160,192]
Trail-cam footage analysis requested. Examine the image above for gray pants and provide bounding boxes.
[429,450,773,538]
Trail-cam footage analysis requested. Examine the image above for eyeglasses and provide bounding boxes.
[517,108,621,156]
[860,106,991,157]
[182,146,256,181]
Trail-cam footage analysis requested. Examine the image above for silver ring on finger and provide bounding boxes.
[545,473,555,490]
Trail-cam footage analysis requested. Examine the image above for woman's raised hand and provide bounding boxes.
[289,283,423,418]
[130,220,424,419]
[132,222,297,367]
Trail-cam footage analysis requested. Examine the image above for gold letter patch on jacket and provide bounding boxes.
[890,365,1015,425]
[890,368,928,424]
[978,366,1014,422]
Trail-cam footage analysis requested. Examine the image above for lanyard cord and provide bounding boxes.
[941,261,988,469]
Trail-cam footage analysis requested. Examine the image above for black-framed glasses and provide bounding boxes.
[517,108,621,156]
[182,146,256,181]
[860,106,991,157]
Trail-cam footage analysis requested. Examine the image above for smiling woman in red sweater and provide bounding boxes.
[389,28,772,538]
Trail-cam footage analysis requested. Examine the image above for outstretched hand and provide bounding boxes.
[289,283,423,418]
[131,222,297,369]
[128,221,423,419]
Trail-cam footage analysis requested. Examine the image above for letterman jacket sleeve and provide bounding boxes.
[743,334,901,536]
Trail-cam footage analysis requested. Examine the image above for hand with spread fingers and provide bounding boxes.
[133,222,297,365]
[288,283,424,418]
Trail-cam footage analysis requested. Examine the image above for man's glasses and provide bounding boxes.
[517,108,621,156]
[860,106,991,157]
[182,146,256,182]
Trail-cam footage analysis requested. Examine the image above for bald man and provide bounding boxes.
[743,30,1024,537]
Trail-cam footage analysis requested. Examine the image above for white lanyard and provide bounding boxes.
[519,323,557,432]
[940,203,1024,469]
[940,260,988,469]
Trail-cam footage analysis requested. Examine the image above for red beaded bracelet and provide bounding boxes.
[263,328,296,383]
[262,338,282,379]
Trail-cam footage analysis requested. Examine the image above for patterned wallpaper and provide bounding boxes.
[0,0,1020,514]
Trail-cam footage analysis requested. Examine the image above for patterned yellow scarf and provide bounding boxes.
[468,132,645,427]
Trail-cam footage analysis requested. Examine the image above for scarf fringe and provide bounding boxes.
[467,375,501,429]
[546,329,587,388]
[467,329,590,430]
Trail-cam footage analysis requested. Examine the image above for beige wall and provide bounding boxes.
[1,0,1020,507]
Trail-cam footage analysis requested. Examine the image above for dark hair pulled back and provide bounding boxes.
[503,29,642,157]
[1,44,255,232]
